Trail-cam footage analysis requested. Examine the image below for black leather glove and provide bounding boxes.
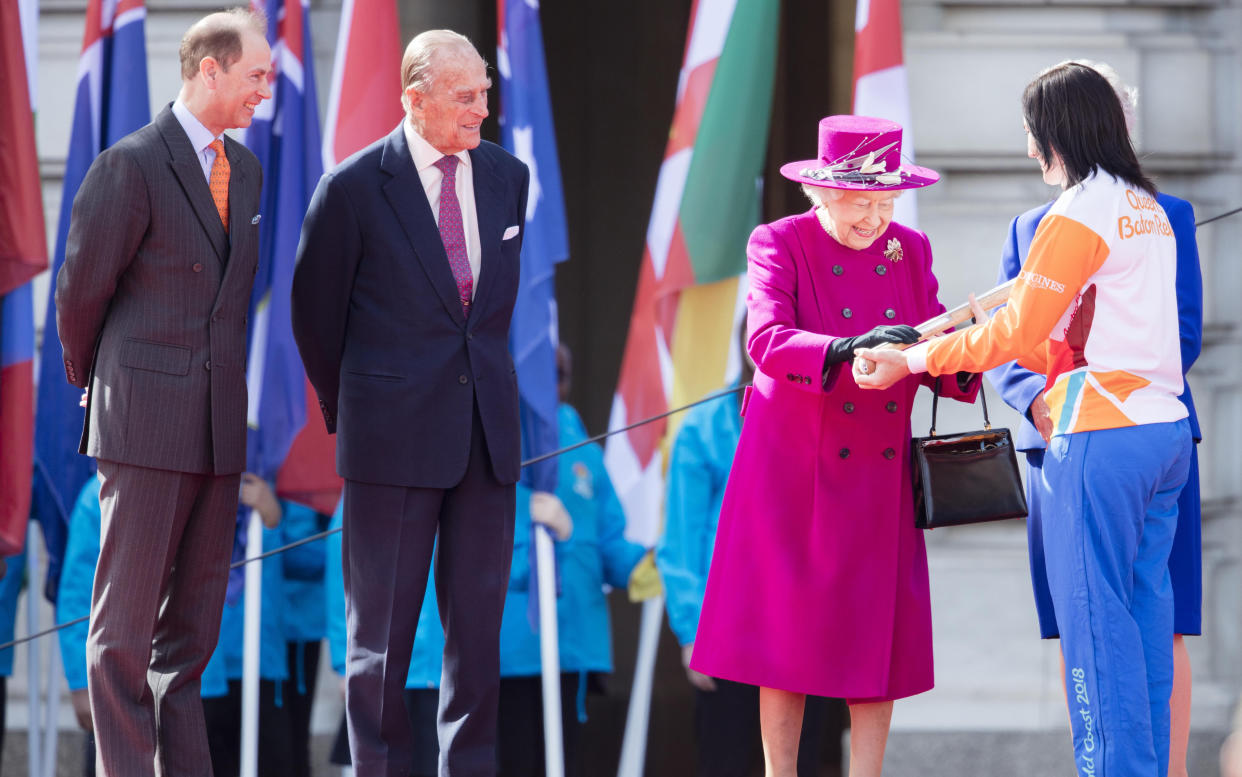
[823,325,920,367]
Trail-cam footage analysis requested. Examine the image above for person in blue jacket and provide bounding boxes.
[984,60,1203,777]
[0,539,28,767]
[494,344,648,777]
[57,472,303,777]
[324,501,446,777]
[278,498,331,777]
[657,333,837,777]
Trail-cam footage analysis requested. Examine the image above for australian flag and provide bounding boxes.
[233,0,324,598]
[32,0,149,602]
[498,0,570,496]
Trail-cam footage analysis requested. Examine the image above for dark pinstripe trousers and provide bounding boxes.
[88,460,240,777]
[343,404,515,777]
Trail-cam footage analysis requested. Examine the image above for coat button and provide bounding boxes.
[875,265,887,276]
[192,263,204,273]
[458,374,468,384]
[885,308,896,319]
[886,401,898,413]
[832,265,844,276]
[787,373,795,381]
[843,402,855,413]
[204,361,212,371]
[883,448,896,460]
[842,308,852,319]
[839,448,850,459]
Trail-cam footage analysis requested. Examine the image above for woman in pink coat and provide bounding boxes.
[689,115,977,777]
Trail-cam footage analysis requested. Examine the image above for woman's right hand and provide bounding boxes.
[1030,395,1053,442]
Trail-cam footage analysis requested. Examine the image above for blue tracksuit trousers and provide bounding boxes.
[1042,420,1191,777]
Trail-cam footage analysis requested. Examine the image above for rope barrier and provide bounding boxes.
[5,203,1238,653]
[0,384,746,653]
[1196,205,1242,228]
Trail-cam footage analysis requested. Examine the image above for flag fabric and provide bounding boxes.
[1,0,49,559]
[853,0,918,227]
[603,0,779,547]
[321,0,403,171]
[32,0,149,601]
[268,0,399,516]
[243,0,333,494]
[497,0,569,495]
[0,0,46,298]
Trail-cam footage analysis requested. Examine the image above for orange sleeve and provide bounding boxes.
[925,215,1109,376]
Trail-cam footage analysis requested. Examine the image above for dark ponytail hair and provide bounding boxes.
[1022,62,1155,194]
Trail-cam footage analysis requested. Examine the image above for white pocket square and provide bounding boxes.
[250,214,262,225]
[502,225,520,240]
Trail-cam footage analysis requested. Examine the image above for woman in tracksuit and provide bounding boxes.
[857,62,1193,777]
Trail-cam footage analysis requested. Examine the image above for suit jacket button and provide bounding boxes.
[832,265,844,276]
[204,360,212,371]
[886,401,898,413]
[883,448,896,460]
[839,448,850,459]
[885,308,896,319]
[842,308,852,319]
[875,264,887,276]
[192,263,204,273]
[458,374,468,385]
[843,402,855,413]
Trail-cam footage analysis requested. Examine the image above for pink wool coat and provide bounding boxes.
[689,209,977,701]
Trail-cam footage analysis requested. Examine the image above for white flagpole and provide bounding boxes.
[25,535,42,777]
[536,526,568,774]
[40,638,61,777]
[616,595,663,777]
[240,510,264,777]
[535,526,565,777]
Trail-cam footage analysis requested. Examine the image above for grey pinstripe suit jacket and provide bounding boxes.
[56,105,262,476]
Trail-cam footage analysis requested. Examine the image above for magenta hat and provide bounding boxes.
[779,115,939,191]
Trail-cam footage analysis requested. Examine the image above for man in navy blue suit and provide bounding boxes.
[291,29,529,777]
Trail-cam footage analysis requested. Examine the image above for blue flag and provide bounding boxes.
[498,0,570,629]
[498,0,569,495]
[234,0,323,602]
[33,0,150,603]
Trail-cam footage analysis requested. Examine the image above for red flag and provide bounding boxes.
[276,0,403,512]
[852,0,918,227]
[0,0,48,296]
[321,0,403,169]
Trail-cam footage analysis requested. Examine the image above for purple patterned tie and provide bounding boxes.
[433,155,473,317]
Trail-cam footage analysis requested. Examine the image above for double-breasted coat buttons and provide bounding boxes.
[839,448,850,459]
[886,401,898,413]
[842,308,852,319]
[832,265,844,276]
[843,402,855,413]
[883,448,896,460]
[885,308,896,320]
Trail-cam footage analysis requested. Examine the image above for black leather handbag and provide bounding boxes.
[911,377,1028,529]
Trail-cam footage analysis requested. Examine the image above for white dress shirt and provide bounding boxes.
[403,120,481,295]
[172,99,224,183]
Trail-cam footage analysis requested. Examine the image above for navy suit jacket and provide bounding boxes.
[291,124,530,488]
[986,192,1203,452]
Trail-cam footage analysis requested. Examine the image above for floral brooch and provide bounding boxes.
[883,238,903,262]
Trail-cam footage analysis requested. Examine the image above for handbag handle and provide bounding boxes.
[929,374,990,436]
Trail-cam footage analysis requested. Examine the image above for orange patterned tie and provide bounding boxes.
[208,139,230,230]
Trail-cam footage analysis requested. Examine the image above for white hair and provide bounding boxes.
[1047,58,1139,136]
[800,184,901,208]
[400,30,482,111]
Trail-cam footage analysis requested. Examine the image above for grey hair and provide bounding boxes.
[800,184,900,208]
[178,7,267,81]
[400,30,483,111]
[1045,59,1139,135]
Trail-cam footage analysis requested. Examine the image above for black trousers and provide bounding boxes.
[497,674,583,777]
[202,678,294,777]
[285,641,321,777]
[342,401,515,777]
[694,679,832,777]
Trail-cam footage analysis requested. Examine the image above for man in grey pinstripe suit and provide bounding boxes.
[54,10,271,776]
